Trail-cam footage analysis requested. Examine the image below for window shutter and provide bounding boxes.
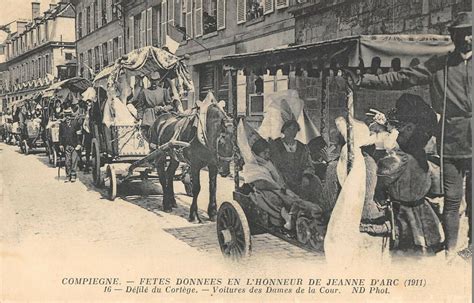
[217,0,225,30]
[118,35,123,57]
[106,0,112,22]
[276,0,288,9]
[140,10,146,48]
[107,40,113,64]
[82,8,86,36]
[98,48,103,70]
[129,16,134,52]
[97,0,102,27]
[185,0,193,39]
[91,52,95,75]
[264,0,274,15]
[237,0,246,24]
[146,8,152,46]
[160,0,168,46]
[168,0,175,26]
[175,0,182,26]
[194,0,202,37]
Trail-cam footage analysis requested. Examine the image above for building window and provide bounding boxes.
[203,0,217,35]
[101,0,107,25]
[79,53,84,76]
[102,43,109,67]
[94,46,100,72]
[113,37,119,60]
[112,0,119,20]
[65,53,73,60]
[152,5,162,47]
[37,26,41,45]
[78,12,83,38]
[87,49,93,78]
[94,1,98,30]
[86,6,91,34]
[247,0,263,21]
[45,54,50,74]
[134,13,142,49]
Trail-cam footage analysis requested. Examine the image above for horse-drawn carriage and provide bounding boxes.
[42,77,92,167]
[91,46,195,200]
[19,92,47,155]
[216,35,453,258]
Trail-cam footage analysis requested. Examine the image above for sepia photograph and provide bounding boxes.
[0,0,472,302]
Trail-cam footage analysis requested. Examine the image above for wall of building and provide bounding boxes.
[49,17,77,42]
[73,0,124,79]
[293,0,472,44]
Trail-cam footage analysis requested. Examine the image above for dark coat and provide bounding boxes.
[361,52,471,159]
[59,116,82,147]
[269,138,316,196]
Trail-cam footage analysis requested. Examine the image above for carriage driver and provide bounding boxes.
[134,71,183,139]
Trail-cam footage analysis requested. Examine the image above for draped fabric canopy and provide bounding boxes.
[93,46,194,97]
[223,35,453,73]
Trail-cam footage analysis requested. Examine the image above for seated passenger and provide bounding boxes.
[269,119,323,204]
[376,93,444,256]
[249,138,322,230]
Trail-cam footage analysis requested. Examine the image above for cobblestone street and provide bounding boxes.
[1,142,471,302]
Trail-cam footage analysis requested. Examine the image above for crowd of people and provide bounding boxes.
[241,12,472,262]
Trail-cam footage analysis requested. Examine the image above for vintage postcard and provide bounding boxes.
[0,0,472,302]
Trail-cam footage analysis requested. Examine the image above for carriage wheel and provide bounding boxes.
[308,220,326,252]
[105,164,117,201]
[217,200,251,259]
[22,140,29,155]
[296,217,311,245]
[51,147,58,167]
[91,138,103,187]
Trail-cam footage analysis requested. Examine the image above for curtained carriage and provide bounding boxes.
[42,77,92,166]
[91,46,194,200]
[216,35,453,259]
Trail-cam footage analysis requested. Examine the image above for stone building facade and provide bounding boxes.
[291,0,472,44]
[71,0,124,80]
[4,2,77,105]
[120,0,296,112]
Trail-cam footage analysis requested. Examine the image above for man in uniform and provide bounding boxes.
[350,12,472,258]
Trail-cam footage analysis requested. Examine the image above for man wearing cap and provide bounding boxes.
[352,12,472,257]
[134,71,174,136]
[59,107,83,182]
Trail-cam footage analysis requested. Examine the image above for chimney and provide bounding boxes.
[31,2,41,20]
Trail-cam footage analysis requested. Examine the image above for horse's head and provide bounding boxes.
[206,102,234,177]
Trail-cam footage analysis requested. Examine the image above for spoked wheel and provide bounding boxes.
[105,164,117,201]
[308,220,326,251]
[51,147,58,167]
[22,140,29,155]
[296,217,311,245]
[217,200,251,259]
[91,138,103,187]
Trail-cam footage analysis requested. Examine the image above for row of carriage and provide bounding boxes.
[2,35,454,259]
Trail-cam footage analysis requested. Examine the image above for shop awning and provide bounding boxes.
[45,77,92,94]
[222,35,453,72]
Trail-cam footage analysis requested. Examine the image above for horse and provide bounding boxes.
[149,102,234,222]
